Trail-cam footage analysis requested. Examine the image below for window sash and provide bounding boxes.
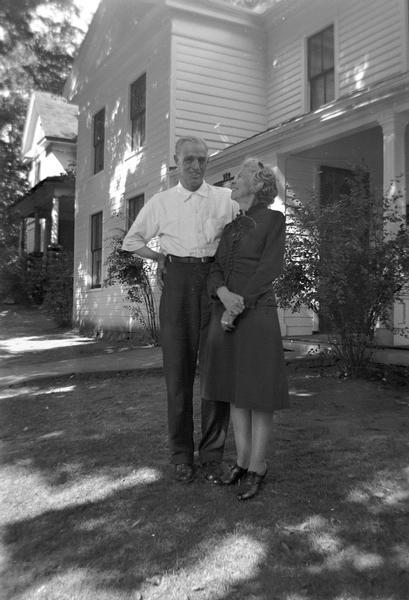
[308,26,334,110]
[130,74,146,150]
[310,70,335,110]
[127,194,144,231]
[93,108,105,173]
[91,212,102,287]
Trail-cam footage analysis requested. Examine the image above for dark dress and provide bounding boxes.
[201,204,289,412]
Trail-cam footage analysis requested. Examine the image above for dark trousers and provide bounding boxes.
[159,260,230,465]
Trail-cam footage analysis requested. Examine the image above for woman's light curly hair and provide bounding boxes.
[242,157,277,205]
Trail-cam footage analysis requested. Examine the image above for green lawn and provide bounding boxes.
[1,369,409,600]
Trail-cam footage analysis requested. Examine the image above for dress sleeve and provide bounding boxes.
[122,196,161,252]
[242,211,285,308]
[207,235,228,299]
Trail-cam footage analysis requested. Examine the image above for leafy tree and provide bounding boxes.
[275,171,409,376]
[0,0,86,282]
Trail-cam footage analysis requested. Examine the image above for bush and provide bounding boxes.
[275,170,409,377]
[104,231,159,345]
[2,249,73,326]
[42,250,73,326]
[3,253,47,305]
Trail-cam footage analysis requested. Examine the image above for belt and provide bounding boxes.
[167,254,214,264]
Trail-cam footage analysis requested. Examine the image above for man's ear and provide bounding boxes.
[174,154,179,166]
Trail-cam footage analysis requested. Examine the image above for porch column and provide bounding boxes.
[376,111,409,345]
[51,196,60,245]
[378,111,408,228]
[34,211,41,254]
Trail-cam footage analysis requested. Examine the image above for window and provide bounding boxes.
[93,108,105,174]
[91,211,103,288]
[130,73,146,151]
[127,194,144,231]
[308,25,334,111]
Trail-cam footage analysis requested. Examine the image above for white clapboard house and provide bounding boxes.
[63,0,409,345]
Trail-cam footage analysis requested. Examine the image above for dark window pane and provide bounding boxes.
[130,73,146,151]
[130,73,146,118]
[94,144,104,174]
[92,249,102,287]
[325,71,335,103]
[127,194,144,230]
[311,76,325,110]
[91,211,102,251]
[93,108,105,173]
[131,113,145,150]
[308,35,323,78]
[322,26,334,70]
[91,212,102,288]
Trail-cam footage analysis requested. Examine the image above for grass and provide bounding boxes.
[1,368,409,600]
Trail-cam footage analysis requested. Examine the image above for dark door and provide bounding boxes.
[318,166,355,332]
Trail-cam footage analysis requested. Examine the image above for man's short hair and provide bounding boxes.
[175,136,208,156]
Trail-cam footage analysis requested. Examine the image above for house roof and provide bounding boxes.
[34,92,78,140]
[21,91,78,158]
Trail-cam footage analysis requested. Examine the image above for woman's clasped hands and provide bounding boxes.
[216,286,245,332]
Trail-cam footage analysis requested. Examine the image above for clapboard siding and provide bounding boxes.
[267,38,305,126]
[338,0,404,94]
[172,15,267,152]
[266,0,407,127]
[176,97,266,121]
[72,14,173,330]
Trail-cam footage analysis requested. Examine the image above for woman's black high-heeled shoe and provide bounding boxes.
[221,464,248,485]
[236,470,267,501]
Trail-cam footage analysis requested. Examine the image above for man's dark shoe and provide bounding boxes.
[174,463,194,483]
[201,461,223,484]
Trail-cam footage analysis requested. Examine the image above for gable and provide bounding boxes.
[22,92,78,159]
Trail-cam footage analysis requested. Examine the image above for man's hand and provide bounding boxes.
[216,286,245,316]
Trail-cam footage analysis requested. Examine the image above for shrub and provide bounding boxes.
[104,231,159,345]
[275,170,409,377]
[42,250,73,326]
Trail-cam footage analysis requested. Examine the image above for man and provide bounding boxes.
[122,136,239,483]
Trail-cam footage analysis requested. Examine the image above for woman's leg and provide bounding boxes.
[248,410,275,475]
[230,404,252,468]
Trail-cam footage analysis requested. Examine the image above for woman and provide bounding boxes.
[202,158,289,501]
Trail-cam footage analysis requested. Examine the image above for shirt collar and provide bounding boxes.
[176,181,209,200]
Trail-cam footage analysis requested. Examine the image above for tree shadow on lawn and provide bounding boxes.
[1,370,409,599]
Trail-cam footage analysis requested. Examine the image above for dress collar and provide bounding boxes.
[238,202,266,217]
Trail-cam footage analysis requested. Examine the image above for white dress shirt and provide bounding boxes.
[122,181,238,257]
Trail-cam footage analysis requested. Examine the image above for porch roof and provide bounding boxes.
[10,175,75,219]
[208,71,409,171]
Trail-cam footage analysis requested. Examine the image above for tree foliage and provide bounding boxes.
[0,0,84,254]
[275,171,409,376]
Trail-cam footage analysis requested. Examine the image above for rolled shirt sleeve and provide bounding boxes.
[122,197,160,252]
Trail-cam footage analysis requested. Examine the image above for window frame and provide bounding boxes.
[90,211,103,288]
[126,194,145,231]
[307,25,335,111]
[130,73,146,152]
[93,108,105,174]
